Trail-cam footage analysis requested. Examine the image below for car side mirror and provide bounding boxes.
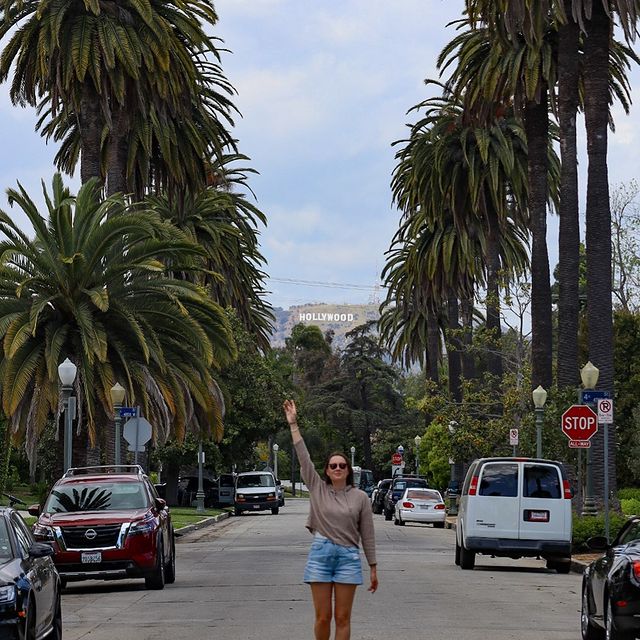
[27,504,41,517]
[154,498,167,511]
[276,479,281,485]
[586,535,609,551]
[29,542,54,558]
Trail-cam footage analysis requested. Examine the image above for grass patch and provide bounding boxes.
[170,507,227,530]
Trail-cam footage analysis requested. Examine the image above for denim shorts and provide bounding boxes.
[303,533,363,585]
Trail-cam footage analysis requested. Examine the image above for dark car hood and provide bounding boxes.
[39,509,150,526]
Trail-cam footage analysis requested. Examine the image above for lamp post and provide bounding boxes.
[58,358,77,473]
[350,446,356,467]
[581,361,600,516]
[196,441,206,514]
[273,443,279,480]
[414,435,422,475]
[532,385,548,458]
[110,382,126,466]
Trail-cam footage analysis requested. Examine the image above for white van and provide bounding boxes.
[456,457,572,572]
[234,471,280,516]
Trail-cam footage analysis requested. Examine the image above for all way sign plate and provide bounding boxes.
[569,440,591,449]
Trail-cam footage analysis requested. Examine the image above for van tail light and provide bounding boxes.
[562,480,572,500]
[402,502,414,508]
[632,561,640,580]
[434,503,446,510]
[469,476,479,496]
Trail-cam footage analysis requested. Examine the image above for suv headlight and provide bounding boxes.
[129,516,156,536]
[0,585,16,604]
[32,524,55,541]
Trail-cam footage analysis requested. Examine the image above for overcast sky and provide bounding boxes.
[0,0,639,312]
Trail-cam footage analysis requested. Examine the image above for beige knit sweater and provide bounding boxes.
[294,438,377,566]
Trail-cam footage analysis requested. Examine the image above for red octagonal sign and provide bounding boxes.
[561,405,598,442]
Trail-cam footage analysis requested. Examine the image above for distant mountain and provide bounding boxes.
[270,303,380,350]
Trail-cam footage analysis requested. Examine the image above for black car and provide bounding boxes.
[581,516,640,640]
[177,475,218,507]
[371,479,393,515]
[383,476,429,520]
[0,507,62,640]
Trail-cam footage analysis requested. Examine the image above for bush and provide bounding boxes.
[572,513,628,551]
[618,487,640,501]
[621,498,640,516]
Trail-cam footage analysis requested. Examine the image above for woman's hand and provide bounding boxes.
[368,565,378,593]
[283,399,298,426]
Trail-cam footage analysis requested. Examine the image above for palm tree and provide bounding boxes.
[147,154,275,351]
[0,174,236,465]
[0,0,234,191]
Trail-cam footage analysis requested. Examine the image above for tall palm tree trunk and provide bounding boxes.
[460,296,476,380]
[79,85,103,184]
[557,0,581,389]
[106,106,129,197]
[485,206,503,380]
[525,92,553,389]
[426,308,440,383]
[583,3,616,505]
[446,296,463,403]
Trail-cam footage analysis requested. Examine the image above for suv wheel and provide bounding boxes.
[145,540,166,590]
[164,534,176,584]
[271,506,279,515]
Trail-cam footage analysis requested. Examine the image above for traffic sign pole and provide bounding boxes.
[134,406,140,466]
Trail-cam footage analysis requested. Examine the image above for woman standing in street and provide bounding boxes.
[283,399,378,640]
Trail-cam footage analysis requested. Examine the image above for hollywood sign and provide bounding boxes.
[298,313,355,323]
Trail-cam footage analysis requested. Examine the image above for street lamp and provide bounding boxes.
[196,441,206,514]
[532,385,547,458]
[350,446,356,467]
[110,382,126,466]
[273,443,279,480]
[57,358,77,473]
[414,435,422,475]
[581,361,600,516]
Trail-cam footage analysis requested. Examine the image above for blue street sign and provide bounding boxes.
[119,407,137,417]
[581,390,611,404]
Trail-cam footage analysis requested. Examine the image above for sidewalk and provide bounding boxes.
[444,514,590,574]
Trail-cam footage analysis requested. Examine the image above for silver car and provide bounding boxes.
[394,488,446,527]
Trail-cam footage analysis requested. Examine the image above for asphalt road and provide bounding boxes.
[61,499,583,640]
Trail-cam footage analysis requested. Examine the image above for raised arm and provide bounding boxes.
[283,399,320,491]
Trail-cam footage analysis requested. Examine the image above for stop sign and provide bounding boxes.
[561,405,598,441]
[391,453,403,465]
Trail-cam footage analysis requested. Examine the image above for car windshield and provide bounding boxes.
[237,474,275,488]
[0,519,11,559]
[44,482,148,512]
[407,490,441,501]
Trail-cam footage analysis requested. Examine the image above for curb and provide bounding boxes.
[444,516,587,574]
[174,511,231,538]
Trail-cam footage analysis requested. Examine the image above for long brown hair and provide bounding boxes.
[322,452,354,486]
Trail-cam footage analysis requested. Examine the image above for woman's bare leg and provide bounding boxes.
[334,583,357,640]
[310,582,333,640]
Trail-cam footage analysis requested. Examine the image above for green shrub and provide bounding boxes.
[572,513,628,551]
[618,488,640,501]
[621,498,640,516]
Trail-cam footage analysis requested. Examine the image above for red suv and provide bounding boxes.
[30,465,175,590]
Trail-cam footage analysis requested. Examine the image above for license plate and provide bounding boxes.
[253,504,260,509]
[81,552,102,564]
[524,509,549,522]
[420,505,430,509]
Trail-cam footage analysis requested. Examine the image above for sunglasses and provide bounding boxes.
[328,462,348,470]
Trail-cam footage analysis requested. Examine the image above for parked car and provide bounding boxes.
[371,479,392,515]
[234,471,280,516]
[383,476,429,520]
[581,516,640,640]
[276,480,285,507]
[0,507,62,639]
[394,488,446,527]
[31,464,175,589]
[177,475,218,507]
[456,457,572,572]
[216,473,236,507]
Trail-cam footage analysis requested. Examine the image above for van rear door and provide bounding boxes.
[466,462,520,539]
[519,463,569,541]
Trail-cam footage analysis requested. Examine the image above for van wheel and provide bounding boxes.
[455,540,461,566]
[271,507,279,515]
[234,506,242,516]
[459,539,475,570]
[547,557,571,574]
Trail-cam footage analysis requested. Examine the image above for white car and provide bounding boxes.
[394,488,446,527]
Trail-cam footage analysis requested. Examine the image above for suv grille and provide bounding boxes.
[61,524,122,549]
